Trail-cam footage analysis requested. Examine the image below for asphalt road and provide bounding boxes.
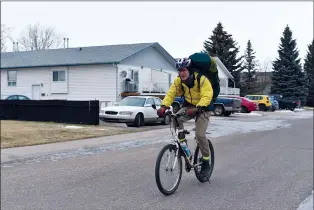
[1,117,313,210]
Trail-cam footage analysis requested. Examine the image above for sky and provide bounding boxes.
[1,1,313,70]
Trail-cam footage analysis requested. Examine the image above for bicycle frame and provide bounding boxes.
[152,105,204,171]
[165,110,196,171]
[154,106,214,195]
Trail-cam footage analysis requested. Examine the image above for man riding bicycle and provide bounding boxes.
[157,57,213,181]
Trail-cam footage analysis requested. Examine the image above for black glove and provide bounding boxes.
[196,106,206,113]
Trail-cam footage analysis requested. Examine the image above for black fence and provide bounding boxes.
[0,100,100,125]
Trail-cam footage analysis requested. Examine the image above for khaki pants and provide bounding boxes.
[175,107,210,157]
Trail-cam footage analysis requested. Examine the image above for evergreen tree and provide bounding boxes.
[304,40,314,106]
[241,40,260,95]
[203,22,243,88]
[270,25,307,102]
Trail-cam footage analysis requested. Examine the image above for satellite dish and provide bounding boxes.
[120,71,127,78]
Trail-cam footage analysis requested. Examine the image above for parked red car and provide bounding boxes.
[222,95,258,113]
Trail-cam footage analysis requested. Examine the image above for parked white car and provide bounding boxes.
[99,96,171,127]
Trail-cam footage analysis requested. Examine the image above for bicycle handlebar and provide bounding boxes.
[164,107,204,119]
[152,105,206,121]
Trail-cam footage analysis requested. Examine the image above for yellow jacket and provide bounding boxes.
[161,72,213,107]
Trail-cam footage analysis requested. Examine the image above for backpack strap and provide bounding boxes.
[197,73,201,90]
[177,75,184,99]
[180,80,185,98]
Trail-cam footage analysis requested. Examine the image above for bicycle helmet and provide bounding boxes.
[175,58,191,70]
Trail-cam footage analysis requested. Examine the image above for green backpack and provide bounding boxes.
[188,52,220,100]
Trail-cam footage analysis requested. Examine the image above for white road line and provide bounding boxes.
[297,191,313,210]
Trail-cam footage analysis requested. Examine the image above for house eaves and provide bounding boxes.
[214,57,234,80]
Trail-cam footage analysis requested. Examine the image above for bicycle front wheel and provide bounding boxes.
[155,144,182,196]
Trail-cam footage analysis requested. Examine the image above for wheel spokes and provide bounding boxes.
[159,148,180,191]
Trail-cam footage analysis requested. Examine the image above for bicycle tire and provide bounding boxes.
[193,139,215,183]
[155,144,182,196]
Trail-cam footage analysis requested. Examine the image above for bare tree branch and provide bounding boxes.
[1,24,13,52]
[18,23,64,51]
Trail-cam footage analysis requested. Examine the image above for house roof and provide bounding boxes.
[0,42,176,69]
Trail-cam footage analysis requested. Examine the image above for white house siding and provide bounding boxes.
[117,46,178,97]
[120,46,176,71]
[1,64,117,102]
[215,60,240,95]
[121,48,232,91]
[140,67,172,93]
[120,46,178,84]
[50,67,69,94]
[117,64,178,98]
[216,64,229,80]
[65,64,116,101]
[216,61,229,87]
[1,67,54,99]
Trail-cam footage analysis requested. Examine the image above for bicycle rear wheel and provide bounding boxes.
[193,139,215,183]
[155,143,182,196]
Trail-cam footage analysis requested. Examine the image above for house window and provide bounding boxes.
[52,70,66,82]
[8,70,17,86]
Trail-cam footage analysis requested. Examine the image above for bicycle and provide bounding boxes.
[153,105,215,196]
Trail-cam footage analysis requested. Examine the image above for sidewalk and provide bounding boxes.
[1,127,175,164]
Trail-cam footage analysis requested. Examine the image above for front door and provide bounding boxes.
[32,85,41,100]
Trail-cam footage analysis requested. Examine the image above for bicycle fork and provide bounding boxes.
[165,144,179,171]
[165,143,193,171]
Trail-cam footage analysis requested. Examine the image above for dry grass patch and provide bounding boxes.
[1,120,148,149]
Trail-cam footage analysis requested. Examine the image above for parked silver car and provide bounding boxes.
[99,96,172,127]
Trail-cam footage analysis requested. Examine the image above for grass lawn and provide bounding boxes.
[1,120,149,149]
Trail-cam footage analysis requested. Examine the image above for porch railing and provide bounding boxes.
[142,82,169,94]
